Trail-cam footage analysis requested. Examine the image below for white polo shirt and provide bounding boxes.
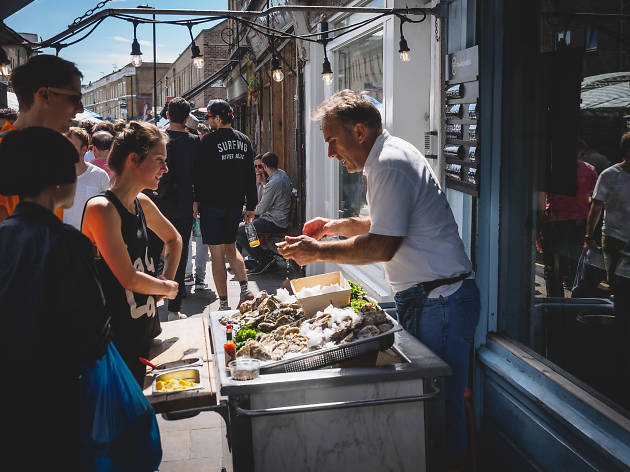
[364,130,472,296]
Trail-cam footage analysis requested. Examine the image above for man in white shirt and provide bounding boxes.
[585,131,630,340]
[279,90,479,468]
[63,127,109,230]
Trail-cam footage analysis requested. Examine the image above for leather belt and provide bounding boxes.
[418,272,471,294]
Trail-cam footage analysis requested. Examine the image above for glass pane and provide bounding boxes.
[528,8,630,411]
[335,29,383,218]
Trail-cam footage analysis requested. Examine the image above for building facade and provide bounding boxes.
[158,20,230,112]
[82,62,169,121]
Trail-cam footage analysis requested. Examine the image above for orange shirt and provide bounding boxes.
[0,121,63,221]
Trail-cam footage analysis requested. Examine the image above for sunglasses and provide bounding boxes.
[48,87,83,107]
[254,164,264,169]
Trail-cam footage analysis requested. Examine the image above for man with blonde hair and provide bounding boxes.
[280,89,480,469]
[63,126,110,229]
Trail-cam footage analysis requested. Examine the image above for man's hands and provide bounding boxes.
[302,217,342,240]
[277,235,321,266]
[244,210,255,224]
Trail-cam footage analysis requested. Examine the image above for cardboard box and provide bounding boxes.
[290,271,352,316]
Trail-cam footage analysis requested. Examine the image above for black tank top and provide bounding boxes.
[91,190,161,351]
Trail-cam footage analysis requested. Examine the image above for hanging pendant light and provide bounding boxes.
[271,56,284,82]
[321,42,333,84]
[188,23,204,69]
[130,22,142,67]
[398,18,411,63]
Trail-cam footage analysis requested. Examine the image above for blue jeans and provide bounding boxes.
[394,279,480,461]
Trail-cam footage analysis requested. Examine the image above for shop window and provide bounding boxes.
[334,29,383,218]
[502,4,630,415]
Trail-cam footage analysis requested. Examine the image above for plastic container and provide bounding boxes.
[228,357,261,381]
[290,271,352,316]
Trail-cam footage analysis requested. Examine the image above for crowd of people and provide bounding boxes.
[0,54,294,467]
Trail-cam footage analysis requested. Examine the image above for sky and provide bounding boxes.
[6,0,228,85]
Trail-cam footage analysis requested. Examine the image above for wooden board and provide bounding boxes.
[143,316,217,413]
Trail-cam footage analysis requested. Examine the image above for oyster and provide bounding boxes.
[237,339,271,360]
[357,324,380,339]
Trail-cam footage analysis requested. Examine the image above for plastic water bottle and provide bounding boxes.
[193,218,201,238]
[245,223,260,248]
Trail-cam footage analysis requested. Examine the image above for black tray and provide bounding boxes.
[259,313,402,374]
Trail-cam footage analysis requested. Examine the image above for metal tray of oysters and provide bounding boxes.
[218,289,402,375]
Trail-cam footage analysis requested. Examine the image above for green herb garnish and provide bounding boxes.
[234,325,260,350]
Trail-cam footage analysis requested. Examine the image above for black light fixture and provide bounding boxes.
[130,21,142,67]
[0,47,10,76]
[187,23,204,69]
[270,37,284,83]
[399,18,411,62]
[271,56,284,83]
[321,42,333,84]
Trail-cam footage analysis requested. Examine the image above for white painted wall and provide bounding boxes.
[302,1,437,300]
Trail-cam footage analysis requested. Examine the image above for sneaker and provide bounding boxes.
[194,276,207,290]
[238,290,255,308]
[248,258,275,276]
[219,300,231,311]
[184,274,194,286]
[168,311,188,321]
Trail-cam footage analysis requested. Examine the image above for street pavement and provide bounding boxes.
[155,241,296,471]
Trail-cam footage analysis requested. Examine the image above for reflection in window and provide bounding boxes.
[335,29,383,218]
[532,8,629,412]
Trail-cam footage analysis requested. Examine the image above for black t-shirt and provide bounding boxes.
[194,127,257,210]
[156,130,198,219]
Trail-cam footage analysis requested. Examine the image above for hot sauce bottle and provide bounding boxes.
[224,324,237,368]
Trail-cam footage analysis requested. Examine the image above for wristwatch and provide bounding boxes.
[584,234,594,243]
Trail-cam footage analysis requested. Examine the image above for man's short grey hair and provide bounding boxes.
[311,89,382,130]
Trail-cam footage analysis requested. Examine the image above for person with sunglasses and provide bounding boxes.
[0,54,84,224]
[254,154,268,203]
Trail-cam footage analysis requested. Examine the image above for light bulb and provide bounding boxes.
[193,56,204,69]
[0,63,10,76]
[131,54,142,67]
[272,68,284,82]
[321,56,333,84]
[399,37,411,63]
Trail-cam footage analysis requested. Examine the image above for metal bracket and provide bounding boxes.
[160,400,232,452]
[234,385,440,417]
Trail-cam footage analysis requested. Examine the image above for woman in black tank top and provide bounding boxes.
[82,121,182,386]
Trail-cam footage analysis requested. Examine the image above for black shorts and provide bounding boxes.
[199,206,243,245]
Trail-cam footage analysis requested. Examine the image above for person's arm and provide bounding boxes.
[82,196,178,298]
[138,192,182,281]
[279,233,403,266]
[584,199,604,248]
[303,216,371,240]
[255,181,274,216]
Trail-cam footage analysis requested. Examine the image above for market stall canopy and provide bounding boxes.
[581,72,630,110]
[0,1,35,21]
[74,109,103,122]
